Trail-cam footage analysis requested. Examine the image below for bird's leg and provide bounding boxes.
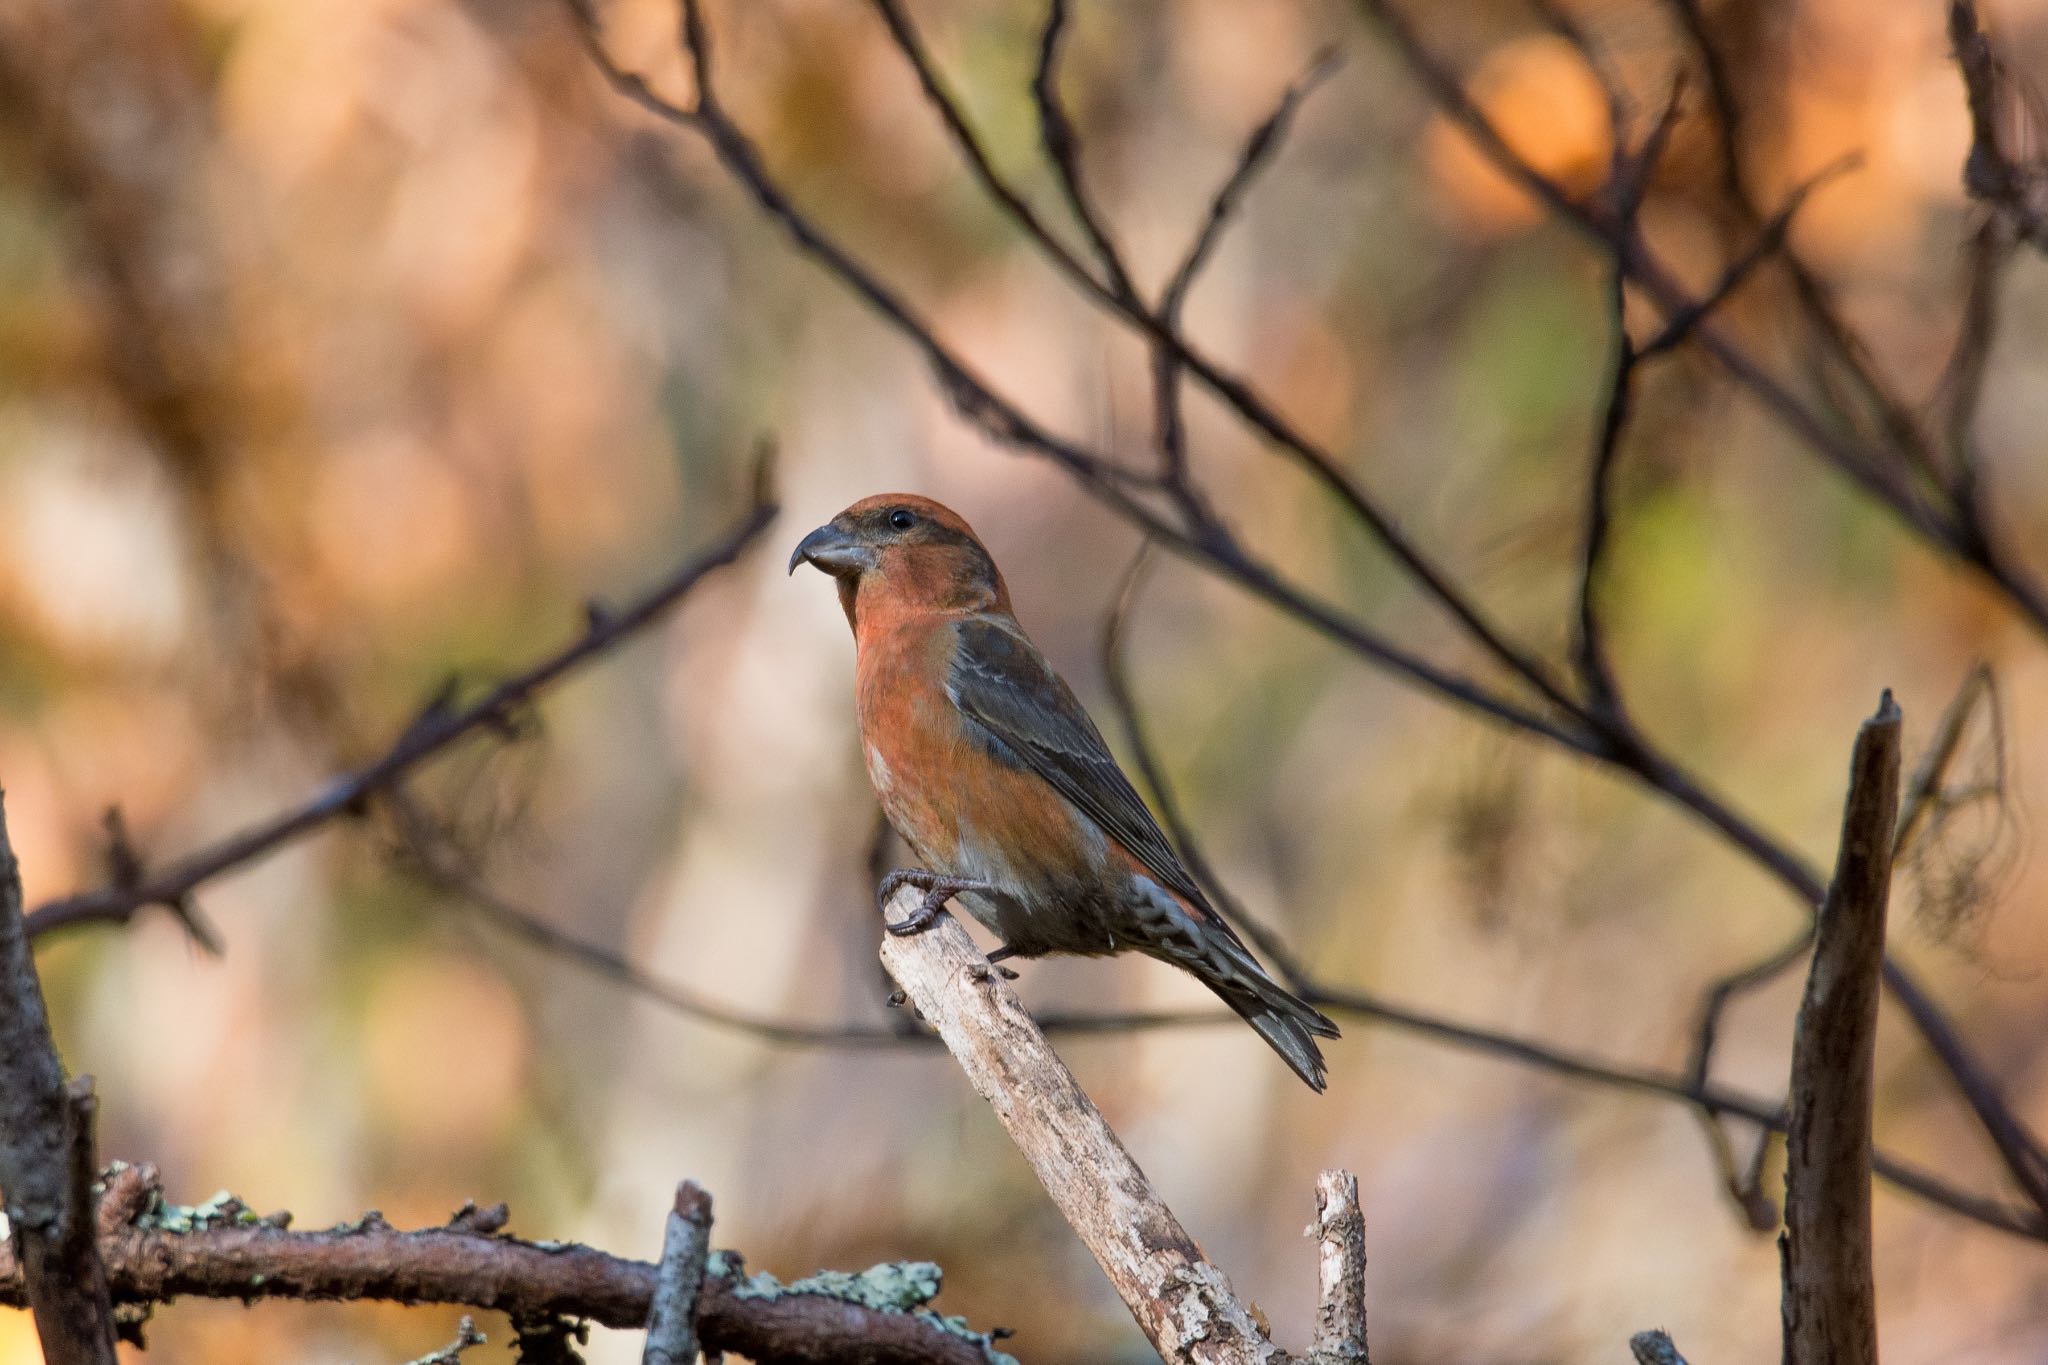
[985,945,1021,981]
[876,867,998,937]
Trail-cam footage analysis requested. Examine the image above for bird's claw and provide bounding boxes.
[875,868,997,935]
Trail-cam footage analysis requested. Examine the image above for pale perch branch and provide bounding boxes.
[878,888,1284,1363]
[1781,691,1900,1365]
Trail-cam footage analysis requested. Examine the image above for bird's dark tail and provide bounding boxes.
[1183,934,1340,1092]
[1225,976,1340,1092]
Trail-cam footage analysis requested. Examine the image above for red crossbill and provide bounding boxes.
[792,494,1337,1090]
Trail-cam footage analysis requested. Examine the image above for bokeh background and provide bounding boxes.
[3,0,2048,1359]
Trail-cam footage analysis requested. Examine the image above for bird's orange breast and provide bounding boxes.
[853,616,1103,894]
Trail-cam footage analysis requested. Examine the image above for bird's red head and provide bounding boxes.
[789,494,1011,632]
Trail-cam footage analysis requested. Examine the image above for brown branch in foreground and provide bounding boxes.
[0,795,119,1364]
[0,1165,1010,1365]
[23,450,778,943]
[1781,692,1900,1365]
[877,886,1286,1363]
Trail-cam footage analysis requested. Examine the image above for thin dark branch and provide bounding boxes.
[1160,50,1340,323]
[1154,47,1338,500]
[1781,693,1899,1365]
[1936,218,2015,515]
[1030,0,1140,306]
[391,792,919,1048]
[0,796,120,1364]
[552,0,2048,1235]
[1951,0,2048,250]
[864,0,1103,296]
[1638,156,1861,360]
[857,0,1587,717]
[1097,546,1308,983]
[23,454,779,942]
[569,0,1592,749]
[1665,0,1952,490]
[1351,0,2048,1222]
[1573,264,1634,715]
[1896,664,1996,859]
[1357,0,1999,573]
[404,794,2045,1241]
[1681,662,2018,1226]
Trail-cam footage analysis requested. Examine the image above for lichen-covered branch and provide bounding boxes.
[0,1165,1012,1365]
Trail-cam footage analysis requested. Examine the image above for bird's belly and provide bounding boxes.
[861,728,1117,956]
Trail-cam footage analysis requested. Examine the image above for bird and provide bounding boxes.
[790,493,1339,1090]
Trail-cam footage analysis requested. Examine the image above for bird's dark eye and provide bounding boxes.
[889,508,916,530]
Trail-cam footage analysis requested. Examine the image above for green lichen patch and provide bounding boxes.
[719,1259,1016,1364]
[136,1190,264,1234]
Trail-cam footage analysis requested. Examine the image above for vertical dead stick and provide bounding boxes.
[1309,1170,1369,1362]
[1782,692,1900,1365]
[644,1180,713,1365]
[0,794,119,1365]
[879,890,1283,1364]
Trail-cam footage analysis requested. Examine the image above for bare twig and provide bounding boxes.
[1936,220,2014,514]
[1637,156,1862,360]
[877,887,1282,1363]
[1098,547,1307,981]
[1574,263,1635,715]
[1153,46,1338,505]
[1781,693,1900,1365]
[24,454,779,942]
[402,1316,486,1365]
[1628,1329,1691,1365]
[568,0,1590,750]
[0,1168,1010,1365]
[0,796,119,1364]
[855,0,1587,719]
[643,1182,712,1365]
[1308,1170,1369,1364]
[1031,0,1139,306]
[1952,0,2048,250]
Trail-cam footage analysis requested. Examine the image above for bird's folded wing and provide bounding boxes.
[946,616,1216,918]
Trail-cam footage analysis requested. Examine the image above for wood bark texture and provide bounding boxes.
[879,889,1284,1364]
[1782,692,1900,1365]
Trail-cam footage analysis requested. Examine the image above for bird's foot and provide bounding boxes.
[985,945,1021,980]
[876,868,997,937]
